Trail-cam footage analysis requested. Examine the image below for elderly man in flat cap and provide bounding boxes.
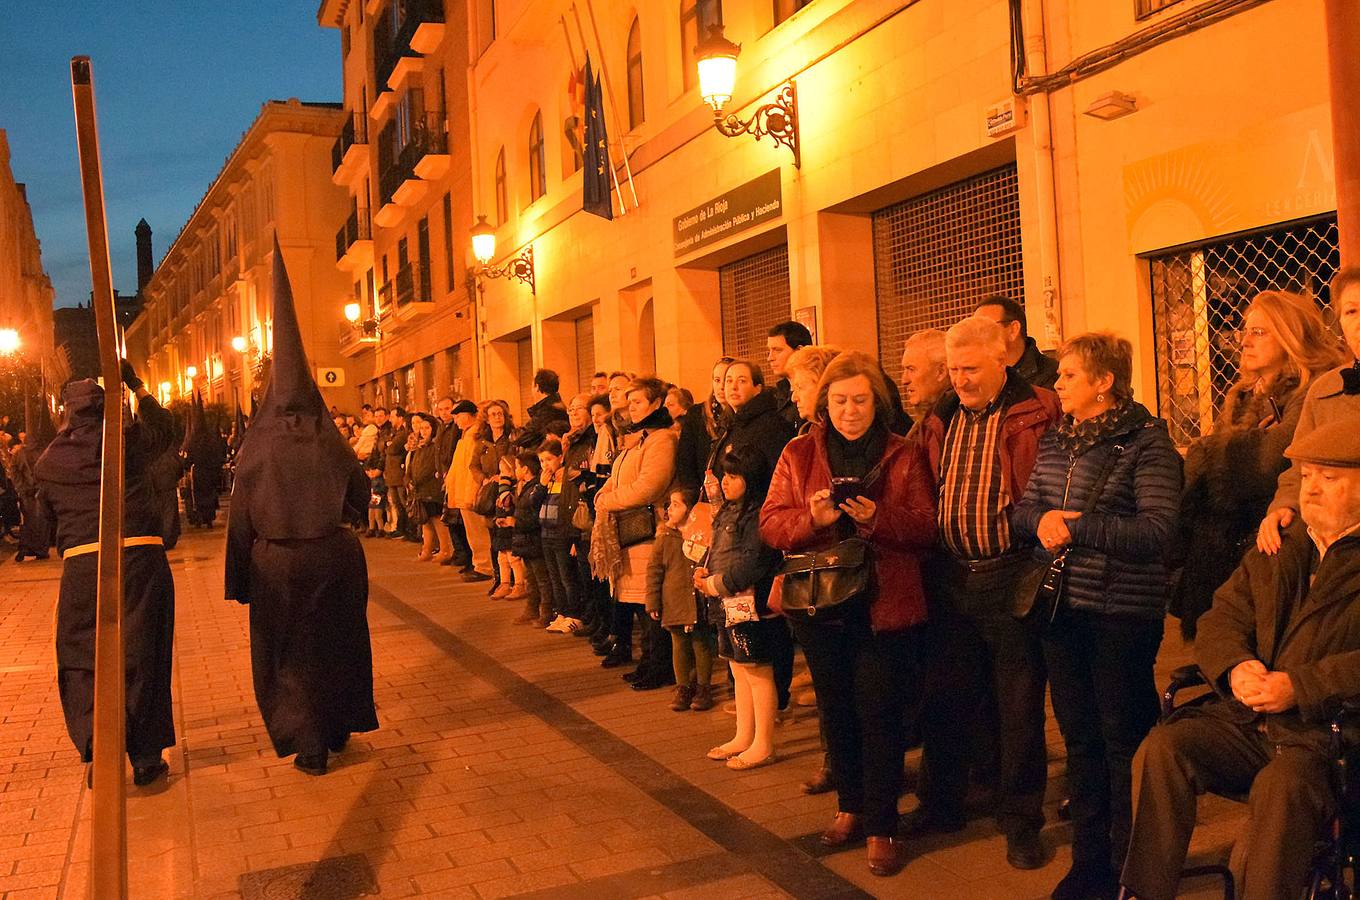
[1120,417,1360,900]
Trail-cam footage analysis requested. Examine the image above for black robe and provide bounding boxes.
[225,462,377,757]
[35,388,176,764]
[184,435,225,526]
[11,444,52,557]
[147,445,183,550]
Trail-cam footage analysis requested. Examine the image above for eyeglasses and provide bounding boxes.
[1237,327,1271,343]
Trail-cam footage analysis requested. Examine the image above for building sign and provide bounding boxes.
[673,170,783,258]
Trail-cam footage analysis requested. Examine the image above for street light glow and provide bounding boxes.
[0,328,20,356]
[186,365,198,379]
[470,216,496,264]
[230,335,247,353]
[696,25,741,113]
[344,302,362,323]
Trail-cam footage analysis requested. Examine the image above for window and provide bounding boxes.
[494,147,508,225]
[773,0,812,26]
[528,112,546,203]
[681,0,722,91]
[626,18,645,130]
[417,216,432,301]
[1136,0,1187,17]
[342,25,351,58]
[1149,216,1339,447]
[872,164,1025,386]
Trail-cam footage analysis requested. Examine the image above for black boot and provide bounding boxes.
[132,757,169,786]
[294,752,329,776]
[601,645,632,668]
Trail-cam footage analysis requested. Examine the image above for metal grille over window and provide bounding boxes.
[1149,215,1340,447]
[720,245,791,380]
[872,164,1025,384]
[575,314,595,393]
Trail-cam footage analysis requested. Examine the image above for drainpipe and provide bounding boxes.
[1325,0,1360,267]
[1022,0,1064,349]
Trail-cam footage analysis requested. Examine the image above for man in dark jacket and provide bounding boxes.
[1121,419,1360,900]
[975,295,1058,389]
[766,321,813,428]
[383,408,410,538]
[915,316,1061,870]
[515,368,570,450]
[37,364,177,785]
[11,431,52,561]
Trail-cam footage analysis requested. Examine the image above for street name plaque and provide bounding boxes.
[673,169,783,258]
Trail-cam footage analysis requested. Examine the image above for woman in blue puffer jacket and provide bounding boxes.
[1010,332,1182,900]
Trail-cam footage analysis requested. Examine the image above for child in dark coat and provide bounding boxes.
[646,488,717,711]
[503,451,551,626]
[697,445,785,770]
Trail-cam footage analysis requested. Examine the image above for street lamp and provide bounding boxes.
[469,215,535,294]
[186,365,198,380]
[695,24,801,168]
[230,335,247,353]
[0,328,19,356]
[344,302,362,323]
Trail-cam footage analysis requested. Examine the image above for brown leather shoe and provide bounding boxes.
[866,836,908,877]
[819,812,864,848]
[801,767,835,795]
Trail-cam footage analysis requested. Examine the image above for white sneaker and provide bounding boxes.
[560,617,583,634]
[545,615,568,633]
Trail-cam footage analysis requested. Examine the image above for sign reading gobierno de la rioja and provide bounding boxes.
[672,169,783,258]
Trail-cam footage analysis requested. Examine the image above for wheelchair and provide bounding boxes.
[1154,664,1360,900]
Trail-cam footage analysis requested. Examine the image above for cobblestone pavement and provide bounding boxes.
[0,525,1241,899]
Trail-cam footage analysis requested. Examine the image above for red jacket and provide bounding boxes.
[917,371,1061,511]
[759,425,937,633]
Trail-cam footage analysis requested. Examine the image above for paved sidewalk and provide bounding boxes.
[0,527,1241,899]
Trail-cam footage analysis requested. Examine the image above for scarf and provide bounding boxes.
[1052,398,1144,457]
[825,420,889,480]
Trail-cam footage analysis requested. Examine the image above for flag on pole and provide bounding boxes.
[582,55,613,220]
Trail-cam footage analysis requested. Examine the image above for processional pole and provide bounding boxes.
[70,55,129,900]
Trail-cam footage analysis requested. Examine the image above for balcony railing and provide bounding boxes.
[378,114,448,206]
[374,0,445,89]
[379,261,434,318]
[335,208,373,261]
[330,114,369,173]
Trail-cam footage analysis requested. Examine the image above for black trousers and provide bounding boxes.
[795,617,924,837]
[447,506,471,559]
[1122,713,1335,900]
[542,537,581,619]
[17,491,51,557]
[919,557,1048,835]
[1043,609,1162,871]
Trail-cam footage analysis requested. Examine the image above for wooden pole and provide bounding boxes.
[70,55,128,900]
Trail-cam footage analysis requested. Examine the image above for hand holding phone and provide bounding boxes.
[831,476,863,507]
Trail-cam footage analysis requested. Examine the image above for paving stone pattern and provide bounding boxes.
[0,526,1242,899]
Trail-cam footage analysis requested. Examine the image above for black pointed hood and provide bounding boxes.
[232,393,247,451]
[229,237,361,539]
[25,391,57,451]
[183,389,214,458]
[35,379,105,486]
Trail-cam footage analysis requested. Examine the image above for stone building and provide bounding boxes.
[0,129,59,401]
[125,99,361,412]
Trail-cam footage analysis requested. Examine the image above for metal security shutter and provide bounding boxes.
[575,313,595,394]
[517,337,534,421]
[873,164,1024,384]
[1149,215,1340,447]
[720,245,790,379]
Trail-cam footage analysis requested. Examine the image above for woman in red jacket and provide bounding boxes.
[759,351,937,878]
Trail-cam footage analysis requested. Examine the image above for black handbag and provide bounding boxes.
[777,537,872,622]
[405,493,428,526]
[1012,442,1127,623]
[473,480,499,517]
[615,505,657,547]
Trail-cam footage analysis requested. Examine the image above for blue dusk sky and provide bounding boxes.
[0,3,340,308]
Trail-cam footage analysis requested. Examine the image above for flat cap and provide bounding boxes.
[1285,419,1360,468]
[451,400,478,416]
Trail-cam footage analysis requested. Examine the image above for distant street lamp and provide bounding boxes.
[0,328,20,356]
[344,302,362,323]
[186,365,198,380]
[159,381,172,403]
[695,24,801,168]
[469,215,535,294]
[230,335,247,353]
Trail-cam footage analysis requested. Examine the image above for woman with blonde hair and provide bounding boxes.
[1171,289,1346,638]
[785,345,842,428]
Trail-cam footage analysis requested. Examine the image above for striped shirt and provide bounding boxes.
[938,396,1011,560]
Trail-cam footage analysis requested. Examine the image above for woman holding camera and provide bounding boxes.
[760,351,937,878]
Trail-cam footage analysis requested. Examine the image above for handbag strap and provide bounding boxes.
[1079,442,1127,513]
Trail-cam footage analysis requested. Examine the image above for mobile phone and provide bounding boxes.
[831,476,862,507]
[1267,397,1283,423]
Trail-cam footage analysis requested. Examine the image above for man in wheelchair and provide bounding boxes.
[1121,418,1360,900]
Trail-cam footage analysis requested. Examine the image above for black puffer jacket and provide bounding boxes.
[708,389,795,483]
[1011,402,1183,620]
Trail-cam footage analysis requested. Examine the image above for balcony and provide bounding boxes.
[330,114,369,185]
[375,114,447,226]
[338,318,379,357]
[374,0,444,95]
[389,261,434,320]
[335,208,374,272]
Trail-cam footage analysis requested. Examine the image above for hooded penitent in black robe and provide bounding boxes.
[225,238,377,760]
[35,381,176,764]
[182,391,225,527]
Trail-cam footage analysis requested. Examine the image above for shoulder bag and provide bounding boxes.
[1012,442,1127,624]
[777,537,873,622]
[473,479,499,517]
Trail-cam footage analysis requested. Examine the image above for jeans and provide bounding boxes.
[1044,609,1163,871]
[523,556,551,620]
[542,537,581,619]
[794,617,925,837]
[920,556,1048,835]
